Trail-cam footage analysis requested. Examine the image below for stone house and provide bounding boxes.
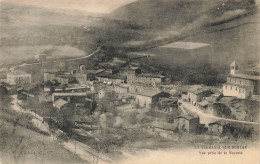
[114,83,130,93]
[208,120,231,136]
[135,89,170,108]
[187,88,211,106]
[174,115,200,133]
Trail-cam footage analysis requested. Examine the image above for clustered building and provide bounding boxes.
[4,57,259,140]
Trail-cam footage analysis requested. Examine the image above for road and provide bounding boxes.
[11,95,113,164]
[178,100,259,125]
[10,47,101,71]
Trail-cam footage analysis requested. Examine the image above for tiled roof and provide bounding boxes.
[136,73,163,78]
[175,115,198,120]
[52,92,87,96]
[229,73,260,81]
[209,120,230,126]
[83,69,105,74]
[188,88,211,95]
[96,72,124,80]
[54,99,68,108]
[198,101,209,106]
[8,70,30,76]
[115,83,130,88]
[135,89,166,97]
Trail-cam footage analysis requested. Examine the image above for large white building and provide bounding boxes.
[7,70,31,85]
[222,61,260,99]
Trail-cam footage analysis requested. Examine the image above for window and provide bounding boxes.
[236,87,237,91]
[230,86,232,90]
[243,90,244,93]
[240,80,241,84]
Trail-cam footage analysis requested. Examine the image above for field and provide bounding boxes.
[139,10,260,69]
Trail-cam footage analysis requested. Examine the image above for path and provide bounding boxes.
[10,47,101,70]
[178,100,259,125]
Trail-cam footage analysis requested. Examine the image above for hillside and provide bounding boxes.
[95,0,257,50]
[1,0,259,74]
[0,2,102,52]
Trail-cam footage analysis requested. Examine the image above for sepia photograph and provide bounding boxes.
[0,0,260,163]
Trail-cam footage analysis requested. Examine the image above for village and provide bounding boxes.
[0,52,260,159]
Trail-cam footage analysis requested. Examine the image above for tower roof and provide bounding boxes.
[230,61,239,66]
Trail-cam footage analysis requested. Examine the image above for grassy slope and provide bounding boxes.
[97,0,257,50]
[0,2,101,53]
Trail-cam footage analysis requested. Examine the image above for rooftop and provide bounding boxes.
[175,115,198,120]
[135,89,166,97]
[54,99,68,109]
[229,73,260,81]
[52,92,87,97]
[8,70,30,76]
[115,83,130,88]
[83,69,105,74]
[198,101,209,107]
[188,87,211,95]
[137,73,163,78]
[128,66,140,71]
[209,120,230,126]
[96,72,125,80]
[230,61,238,66]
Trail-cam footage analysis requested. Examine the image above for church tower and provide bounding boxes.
[230,61,239,75]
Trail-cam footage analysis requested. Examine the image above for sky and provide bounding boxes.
[1,0,137,13]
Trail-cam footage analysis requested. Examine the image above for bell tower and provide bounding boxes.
[230,61,239,75]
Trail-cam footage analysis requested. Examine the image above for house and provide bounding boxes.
[144,121,177,138]
[52,92,87,103]
[56,74,76,85]
[118,93,135,104]
[7,70,31,85]
[197,101,209,110]
[128,83,155,93]
[96,72,125,84]
[126,66,142,83]
[44,72,57,82]
[53,98,69,110]
[174,115,200,133]
[35,54,47,62]
[187,87,211,106]
[134,74,164,85]
[126,66,163,85]
[208,120,231,136]
[82,69,105,81]
[222,61,260,99]
[159,97,178,112]
[114,84,130,93]
[44,86,88,94]
[135,89,170,108]
[17,90,39,106]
